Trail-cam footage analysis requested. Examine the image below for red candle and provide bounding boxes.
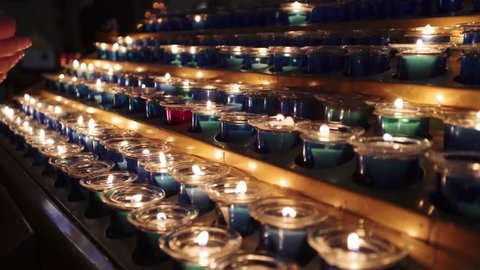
[166,108,192,125]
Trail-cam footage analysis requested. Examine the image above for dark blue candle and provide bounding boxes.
[250,115,304,154]
[119,142,171,174]
[304,46,345,74]
[152,73,179,95]
[192,84,219,102]
[443,111,480,151]
[218,112,266,142]
[245,91,281,116]
[162,45,191,66]
[49,152,98,188]
[243,47,272,72]
[279,92,325,120]
[350,135,431,188]
[218,46,245,70]
[345,46,390,77]
[249,197,328,261]
[271,47,305,74]
[457,45,480,84]
[296,122,364,168]
[215,83,249,111]
[103,137,144,170]
[186,46,218,68]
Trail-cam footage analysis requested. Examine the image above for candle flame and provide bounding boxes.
[171,45,179,54]
[77,116,84,125]
[80,63,87,70]
[114,64,122,71]
[59,74,65,80]
[88,63,94,71]
[57,145,66,154]
[416,39,424,46]
[206,100,214,109]
[107,68,114,76]
[192,165,205,176]
[276,114,285,122]
[190,46,196,54]
[164,73,171,80]
[383,133,394,142]
[73,60,79,69]
[24,94,30,101]
[394,98,404,109]
[22,121,29,127]
[141,84,146,89]
[476,111,480,118]
[182,80,190,87]
[231,84,241,93]
[107,174,114,184]
[292,1,302,12]
[347,232,361,252]
[88,118,95,130]
[46,139,55,145]
[112,43,120,50]
[194,15,202,23]
[157,212,167,220]
[54,106,62,114]
[128,194,143,202]
[159,152,167,164]
[96,79,102,87]
[319,124,330,136]
[422,24,434,35]
[142,149,150,155]
[39,129,45,138]
[281,207,297,218]
[197,231,209,246]
[72,76,78,82]
[30,98,36,105]
[125,36,133,45]
[235,181,248,194]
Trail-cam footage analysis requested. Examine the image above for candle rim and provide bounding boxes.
[63,159,115,178]
[80,171,138,192]
[39,142,84,158]
[119,141,171,158]
[444,110,480,130]
[210,251,301,270]
[101,184,166,210]
[142,153,203,173]
[49,152,98,170]
[348,136,431,158]
[297,121,365,143]
[218,112,268,124]
[203,177,273,204]
[249,116,308,133]
[168,161,232,185]
[428,150,480,179]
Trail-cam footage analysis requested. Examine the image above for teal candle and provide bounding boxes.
[191,101,235,133]
[280,2,313,26]
[218,112,266,142]
[318,94,373,130]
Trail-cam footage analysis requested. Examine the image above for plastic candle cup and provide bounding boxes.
[49,152,98,188]
[280,1,313,26]
[456,45,480,85]
[190,101,235,133]
[215,83,250,111]
[457,22,480,44]
[374,98,431,138]
[63,160,115,202]
[249,115,306,154]
[119,142,171,174]
[296,122,364,169]
[218,46,245,70]
[101,184,166,239]
[318,95,373,130]
[443,111,480,151]
[127,203,199,264]
[308,222,409,270]
[249,197,328,262]
[27,132,68,169]
[349,134,431,188]
[345,46,390,77]
[430,151,480,218]
[279,92,325,120]
[392,40,449,81]
[80,171,137,218]
[204,178,271,236]
[89,130,135,159]
[404,25,452,44]
[142,153,202,196]
[152,73,181,95]
[76,122,114,152]
[185,46,218,68]
[160,226,241,269]
[209,252,300,270]
[169,161,231,213]
[124,86,151,114]
[245,91,281,116]
[143,93,169,119]
[217,112,267,143]
[103,137,144,170]
[304,46,345,74]
[84,79,110,103]
[161,100,193,125]
[271,47,305,74]
[38,143,84,173]
[243,47,272,72]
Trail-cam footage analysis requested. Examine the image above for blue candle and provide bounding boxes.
[279,93,325,120]
[162,45,191,66]
[345,46,390,77]
[403,25,452,44]
[103,137,144,170]
[443,111,480,151]
[186,46,218,68]
[245,91,281,116]
[374,99,430,138]
[249,197,328,262]
[250,115,304,154]
[49,152,98,188]
[101,185,166,239]
[455,22,480,43]
[296,122,364,168]
[169,162,231,213]
[152,73,180,95]
[192,84,219,102]
[215,83,248,111]
[350,135,431,188]
[119,142,171,174]
[243,47,272,72]
[304,46,345,74]
[430,151,480,218]
[218,46,245,70]
[457,45,480,84]
[218,112,266,142]
[95,42,111,60]
[393,41,448,80]
[127,203,198,264]
[311,2,341,23]
[271,47,305,74]
[191,101,235,133]
[421,0,463,15]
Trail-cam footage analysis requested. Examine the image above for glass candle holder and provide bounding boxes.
[204,178,272,236]
[215,83,251,111]
[304,46,345,74]
[190,83,220,102]
[152,74,182,95]
[90,130,136,159]
[209,252,300,270]
[101,184,166,238]
[243,47,272,72]
[249,115,306,154]
[430,151,480,218]
[142,153,203,196]
[345,46,390,77]
[308,222,409,270]
[84,79,116,104]
[245,91,281,116]
[95,42,115,60]
[77,124,117,153]
[271,47,305,74]
[318,94,373,130]
[249,197,328,261]
[161,101,193,125]
[49,152,98,188]
[27,132,68,168]
[443,111,480,151]
[296,122,364,169]
[63,160,115,202]
[456,45,480,85]
[185,46,218,68]
[279,1,313,26]
[279,92,325,120]
[160,226,242,269]
[169,161,231,213]
[103,137,144,170]
[80,171,137,218]
[119,141,171,174]
[374,99,431,138]
[392,41,449,80]
[171,79,199,99]
[457,22,480,44]
[421,0,463,15]
[218,46,245,70]
[190,101,235,133]
[127,202,199,264]
[124,86,153,114]
[349,135,431,188]
[217,112,267,143]
[43,73,68,92]
[403,25,453,44]
[39,143,84,170]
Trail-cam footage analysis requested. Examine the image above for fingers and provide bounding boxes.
[0,36,31,57]
[0,14,16,39]
[0,51,24,73]
[0,73,6,84]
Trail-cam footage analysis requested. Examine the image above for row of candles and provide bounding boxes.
[0,99,413,269]
[96,25,480,84]
[139,0,479,32]
[42,68,480,218]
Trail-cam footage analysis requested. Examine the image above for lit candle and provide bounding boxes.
[191,101,235,133]
[119,141,171,173]
[49,152,98,188]
[271,46,305,74]
[243,47,272,72]
[280,1,312,26]
[218,46,245,70]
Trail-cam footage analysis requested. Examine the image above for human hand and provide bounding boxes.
[0,12,31,83]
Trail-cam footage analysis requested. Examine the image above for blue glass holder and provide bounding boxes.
[128,97,146,114]
[257,130,298,154]
[245,94,280,116]
[219,122,255,142]
[457,50,480,85]
[272,53,305,74]
[149,172,178,197]
[345,49,390,77]
[192,113,220,133]
[301,138,354,168]
[395,54,447,80]
[178,183,214,213]
[444,124,480,151]
[305,47,345,74]
[376,115,430,138]
[260,225,312,260]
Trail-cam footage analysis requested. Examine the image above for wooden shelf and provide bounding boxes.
[37,90,480,269]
